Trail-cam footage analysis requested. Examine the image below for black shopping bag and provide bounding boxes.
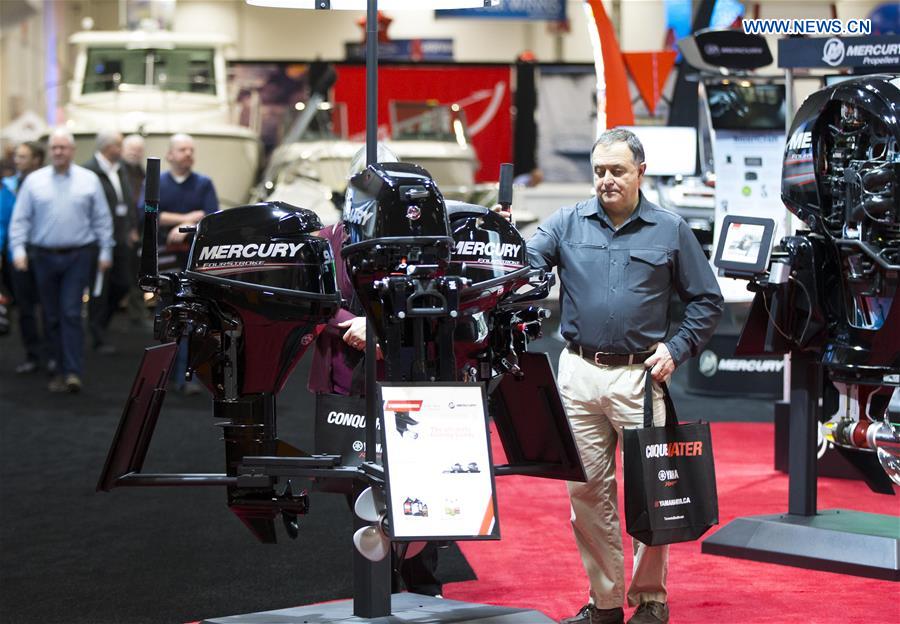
[623,372,718,546]
[313,392,379,467]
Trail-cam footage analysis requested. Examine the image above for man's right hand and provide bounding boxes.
[13,256,27,272]
[338,316,383,359]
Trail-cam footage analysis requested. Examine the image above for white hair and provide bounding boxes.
[95,129,123,151]
[48,127,76,146]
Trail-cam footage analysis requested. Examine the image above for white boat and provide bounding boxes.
[254,101,484,226]
[65,29,261,208]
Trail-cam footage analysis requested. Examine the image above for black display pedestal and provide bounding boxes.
[702,510,899,580]
[201,593,556,623]
[702,355,900,581]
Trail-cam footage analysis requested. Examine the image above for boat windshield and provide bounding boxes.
[390,101,469,145]
[82,47,216,95]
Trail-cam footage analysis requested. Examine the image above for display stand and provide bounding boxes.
[218,3,557,621]
[701,353,900,581]
[200,593,554,624]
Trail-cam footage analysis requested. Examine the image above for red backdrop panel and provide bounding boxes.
[333,65,511,183]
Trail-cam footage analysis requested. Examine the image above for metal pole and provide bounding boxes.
[355,2,391,619]
[787,353,820,516]
[366,0,378,166]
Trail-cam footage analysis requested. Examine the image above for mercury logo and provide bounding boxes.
[698,350,718,377]
[704,43,721,56]
[786,130,813,151]
[822,37,845,66]
[455,241,521,258]
[198,242,304,261]
[345,202,375,226]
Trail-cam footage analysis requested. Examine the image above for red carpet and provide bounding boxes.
[445,423,900,623]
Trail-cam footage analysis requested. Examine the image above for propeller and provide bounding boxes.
[351,486,426,562]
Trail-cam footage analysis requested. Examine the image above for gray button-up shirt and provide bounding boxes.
[527,193,723,366]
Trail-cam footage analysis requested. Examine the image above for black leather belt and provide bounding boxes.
[567,343,654,366]
[31,243,95,255]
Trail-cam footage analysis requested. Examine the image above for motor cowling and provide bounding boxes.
[341,163,455,342]
[176,202,340,395]
[446,202,553,381]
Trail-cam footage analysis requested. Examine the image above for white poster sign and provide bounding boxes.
[378,383,499,540]
[712,131,786,301]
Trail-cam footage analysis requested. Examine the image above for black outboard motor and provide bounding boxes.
[178,202,339,396]
[744,75,900,381]
[342,162,464,381]
[731,75,900,488]
[161,202,340,540]
[99,172,343,542]
[446,202,554,382]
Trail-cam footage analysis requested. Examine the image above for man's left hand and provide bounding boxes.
[98,259,112,272]
[645,343,675,383]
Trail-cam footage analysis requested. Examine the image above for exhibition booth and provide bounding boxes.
[0,1,897,623]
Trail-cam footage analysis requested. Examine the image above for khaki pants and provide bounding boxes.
[558,347,668,609]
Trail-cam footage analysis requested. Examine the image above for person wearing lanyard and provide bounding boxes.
[8,128,114,393]
[524,129,723,624]
[83,130,137,354]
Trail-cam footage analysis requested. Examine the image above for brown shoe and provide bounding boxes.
[628,601,668,624]
[64,374,82,393]
[560,604,624,624]
[48,375,67,393]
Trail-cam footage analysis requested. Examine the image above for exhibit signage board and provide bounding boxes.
[695,30,772,69]
[687,334,784,398]
[709,130,785,301]
[436,0,566,21]
[777,34,900,69]
[345,39,454,62]
[377,382,499,541]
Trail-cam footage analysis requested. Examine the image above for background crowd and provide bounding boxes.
[0,130,216,394]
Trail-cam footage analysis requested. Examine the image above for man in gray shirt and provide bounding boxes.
[9,128,114,393]
[527,129,723,624]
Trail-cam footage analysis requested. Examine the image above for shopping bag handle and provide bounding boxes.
[643,370,679,428]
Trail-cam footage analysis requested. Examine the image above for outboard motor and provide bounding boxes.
[99,161,343,543]
[729,75,900,489]
[446,202,554,382]
[177,202,339,396]
[342,162,464,381]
